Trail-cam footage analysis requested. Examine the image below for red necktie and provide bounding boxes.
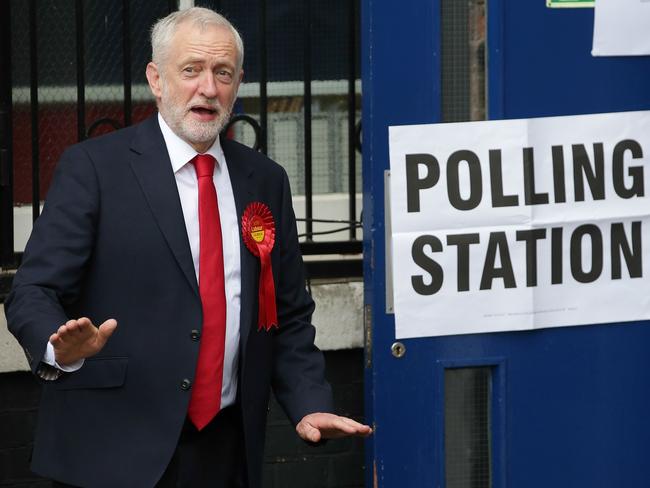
[187,154,227,431]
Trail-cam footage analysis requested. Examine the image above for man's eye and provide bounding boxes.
[216,70,233,82]
[183,67,196,74]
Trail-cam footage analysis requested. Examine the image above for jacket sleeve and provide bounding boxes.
[4,145,99,374]
[270,170,334,426]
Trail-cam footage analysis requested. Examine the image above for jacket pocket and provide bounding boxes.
[53,356,128,390]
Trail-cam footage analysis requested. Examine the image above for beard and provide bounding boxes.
[158,82,233,148]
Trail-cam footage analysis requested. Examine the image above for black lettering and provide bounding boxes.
[551,227,563,284]
[489,149,519,207]
[480,232,516,290]
[570,224,603,283]
[406,153,440,212]
[552,145,566,203]
[447,150,482,211]
[516,228,547,287]
[611,221,642,279]
[572,143,605,201]
[613,139,645,199]
[523,147,549,205]
[447,233,481,291]
[411,235,444,295]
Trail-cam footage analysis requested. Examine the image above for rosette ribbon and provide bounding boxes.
[242,202,278,330]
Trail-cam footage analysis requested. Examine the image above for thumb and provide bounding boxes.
[97,319,118,346]
[297,421,322,443]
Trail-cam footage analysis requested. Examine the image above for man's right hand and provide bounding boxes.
[49,317,118,366]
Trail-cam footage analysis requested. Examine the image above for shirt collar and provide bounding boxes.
[157,112,225,173]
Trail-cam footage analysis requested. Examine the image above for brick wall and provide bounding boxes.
[0,372,47,488]
[0,349,366,488]
[263,349,366,487]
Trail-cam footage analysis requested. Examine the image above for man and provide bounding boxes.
[5,7,370,488]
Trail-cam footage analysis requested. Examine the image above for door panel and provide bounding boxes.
[363,1,650,486]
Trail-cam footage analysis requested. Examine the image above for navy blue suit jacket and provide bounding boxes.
[5,115,333,488]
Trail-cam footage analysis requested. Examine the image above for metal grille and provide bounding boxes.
[199,0,362,241]
[445,367,492,488]
[441,0,486,123]
[1,0,362,273]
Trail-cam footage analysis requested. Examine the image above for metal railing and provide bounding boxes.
[0,0,362,278]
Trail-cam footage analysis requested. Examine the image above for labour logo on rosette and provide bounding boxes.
[242,202,277,331]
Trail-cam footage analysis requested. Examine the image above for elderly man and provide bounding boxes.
[5,7,370,488]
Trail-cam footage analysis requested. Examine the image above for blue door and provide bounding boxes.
[363,1,650,487]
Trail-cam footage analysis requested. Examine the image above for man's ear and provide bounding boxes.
[146,62,163,99]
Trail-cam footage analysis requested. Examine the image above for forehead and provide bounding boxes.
[169,22,238,65]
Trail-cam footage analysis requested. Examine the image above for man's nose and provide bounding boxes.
[198,72,218,98]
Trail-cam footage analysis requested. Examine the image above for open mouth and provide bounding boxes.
[190,107,217,116]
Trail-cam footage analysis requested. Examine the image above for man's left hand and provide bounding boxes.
[296,413,373,443]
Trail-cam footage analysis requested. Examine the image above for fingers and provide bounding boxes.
[49,331,63,346]
[338,417,372,435]
[49,317,117,363]
[97,319,118,346]
[51,318,91,343]
[297,413,373,442]
[324,416,371,437]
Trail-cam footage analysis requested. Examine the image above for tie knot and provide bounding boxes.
[192,154,216,179]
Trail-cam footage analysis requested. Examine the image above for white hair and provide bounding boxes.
[150,7,244,72]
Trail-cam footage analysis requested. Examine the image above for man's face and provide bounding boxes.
[146,22,242,153]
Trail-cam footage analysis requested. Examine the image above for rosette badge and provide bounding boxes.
[242,202,278,331]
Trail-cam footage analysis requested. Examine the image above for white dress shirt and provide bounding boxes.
[45,114,241,410]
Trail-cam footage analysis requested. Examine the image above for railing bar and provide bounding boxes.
[122,0,132,127]
[258,0,268,154]
[347,0,357,239]
[296,218,361,225]
[29,0,40,221]
[300,240,363,255]
[75,0,86,141]
[303,0,313,240]
[298,225,363,239]
[0,0,13,266]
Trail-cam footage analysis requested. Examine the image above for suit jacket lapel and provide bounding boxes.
[222,137,256,363]
[128,126,258,360]
[128,116,199,296]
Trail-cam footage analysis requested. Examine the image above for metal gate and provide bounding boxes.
[0,0,362,278]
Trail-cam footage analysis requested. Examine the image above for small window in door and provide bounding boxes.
[441,0,487,123]
[444,366,492,488]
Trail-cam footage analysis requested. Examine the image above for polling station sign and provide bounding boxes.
[389,111,650,339]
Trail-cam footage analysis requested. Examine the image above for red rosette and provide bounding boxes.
[242,202,278,331]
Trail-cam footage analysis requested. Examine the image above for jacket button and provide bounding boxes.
[180,379,191,390]
[190,329,201,341]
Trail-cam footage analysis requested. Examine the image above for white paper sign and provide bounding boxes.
[592,0,650,56]
[389,111,650,339]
